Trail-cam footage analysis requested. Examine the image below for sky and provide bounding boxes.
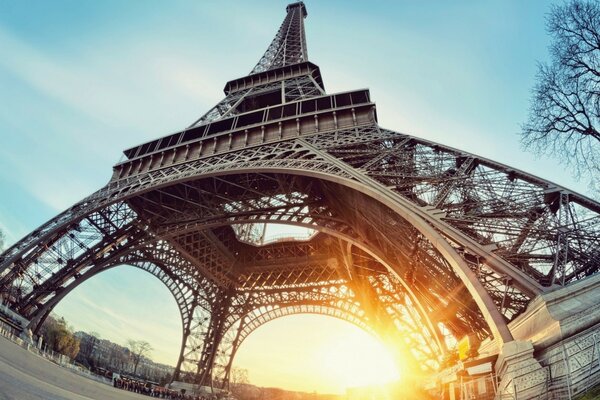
[0,0,591,395]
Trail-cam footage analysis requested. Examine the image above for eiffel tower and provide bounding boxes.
[1,1,599,390]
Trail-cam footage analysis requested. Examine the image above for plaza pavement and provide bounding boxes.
[0,335,146,400]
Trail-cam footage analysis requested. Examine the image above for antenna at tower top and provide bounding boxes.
[251,2,309,74]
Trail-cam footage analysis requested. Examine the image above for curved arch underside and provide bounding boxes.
[1,148,599,384]
[1,3,600,385]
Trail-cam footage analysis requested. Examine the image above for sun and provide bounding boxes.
[318,325,402,391]
[234,315,404,394]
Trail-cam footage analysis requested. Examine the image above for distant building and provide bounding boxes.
[74,331,174,382]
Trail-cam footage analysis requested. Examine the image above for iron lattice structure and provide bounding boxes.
[1,1,600,386]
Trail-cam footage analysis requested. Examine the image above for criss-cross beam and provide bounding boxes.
[338,244,444,367]
[310,127,600,288]
[191,287,233,386]
[161,229,449,386]
[157,216,461,354]
[212,286,373,388]
[135,171,508,341]
[0,203,141,316]
[2,1,600,390]
[208,243,447,387]
[251,2,308,74]
[224,236,446,377]
[190,70,324,127]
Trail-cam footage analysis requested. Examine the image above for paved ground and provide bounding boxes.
[0,335,146,400]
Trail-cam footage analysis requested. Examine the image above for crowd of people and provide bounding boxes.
[112,376,221,400]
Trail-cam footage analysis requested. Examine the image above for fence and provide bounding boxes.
[458,373,498,400]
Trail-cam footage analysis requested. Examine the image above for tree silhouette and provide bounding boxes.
[126,339,153,375]
[522,0,600,194]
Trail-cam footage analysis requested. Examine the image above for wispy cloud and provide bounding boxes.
[0,22,228,214]
[55,266,182,365]
[0,26,205,130]
[0,210,29,247]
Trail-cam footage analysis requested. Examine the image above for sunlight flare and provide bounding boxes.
[318,327,401,390]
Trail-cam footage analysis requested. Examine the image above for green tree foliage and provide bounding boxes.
[40,315,80,360]
[523,0,600,194]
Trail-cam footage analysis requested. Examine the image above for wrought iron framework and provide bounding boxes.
[1,1,600,388]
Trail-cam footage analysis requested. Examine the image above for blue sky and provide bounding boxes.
[0,0,587,393]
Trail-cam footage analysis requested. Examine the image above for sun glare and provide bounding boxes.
[318,328,401,390]
[234,315,402,394]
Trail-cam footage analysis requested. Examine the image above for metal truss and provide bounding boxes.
[190,75,323,128]
[251,2,308,74]
[123,170,482,344]
[308,126,600,289]
[1,0,600,389]
[0,202,141,316]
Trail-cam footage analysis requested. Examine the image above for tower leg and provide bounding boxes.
[172,310,194,383]
[171,288,234,388]
[195,289,232,387]
[215,314,248,390]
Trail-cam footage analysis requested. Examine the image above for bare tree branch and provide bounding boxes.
[126,339,153,376]
[523,0,600,194]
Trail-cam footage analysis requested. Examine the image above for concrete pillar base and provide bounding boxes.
[495,340,548,400]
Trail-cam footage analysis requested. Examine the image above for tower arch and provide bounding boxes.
[0,1,598,390]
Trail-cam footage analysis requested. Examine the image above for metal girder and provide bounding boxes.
[308,127,600,288]
[207,245,448,386]
[189,75,324,128]
[251,2,308,74]
[0,203,138,312]
[1,1,600,390]
[192,288,232,386]
[124,171,485,344]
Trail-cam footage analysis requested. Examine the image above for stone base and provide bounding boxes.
[495,274,600,399]
[536,326,600,398]
[495,341,548,399]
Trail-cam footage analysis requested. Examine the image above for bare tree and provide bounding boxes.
[78,331,101,366]
[126,339,153,375]
[230,367,251,399]
[522,0,600,193]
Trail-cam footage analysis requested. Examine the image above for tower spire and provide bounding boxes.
[251,2,308,74]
